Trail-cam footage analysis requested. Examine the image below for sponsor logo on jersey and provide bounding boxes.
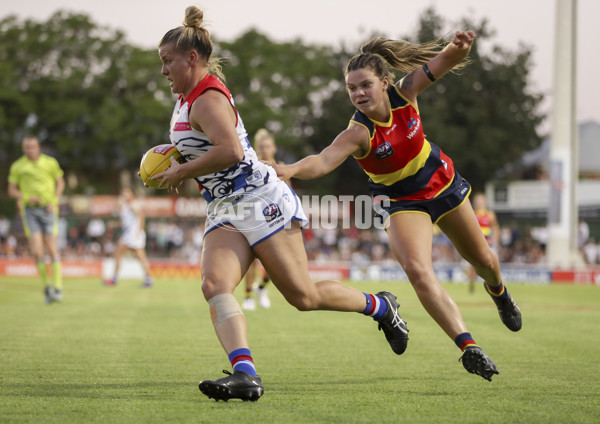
[174,122,192,131]
[385,123,398,135]
[153,145,176,155]
[263,203,282,222]
[375,141,394,159]
[406,117,421,139]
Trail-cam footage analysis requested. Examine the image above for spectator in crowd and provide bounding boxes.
[578,219,590,250]
[0,215,10,255]
[582,237,598,265]
[87,217,106,244]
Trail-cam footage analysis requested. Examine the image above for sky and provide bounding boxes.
[2,0,598,134]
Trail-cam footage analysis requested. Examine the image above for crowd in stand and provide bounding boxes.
[1,214,598,266]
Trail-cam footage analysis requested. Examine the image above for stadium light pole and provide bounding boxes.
[547,0,582,267]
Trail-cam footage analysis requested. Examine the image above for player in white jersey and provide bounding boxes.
[241,129,280,311]
[104,187,153,287]
[154,6,408,402]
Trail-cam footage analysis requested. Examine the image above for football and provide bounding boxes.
[139,144,185,189]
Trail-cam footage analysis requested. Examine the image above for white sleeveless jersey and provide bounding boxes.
[169,75,276,203]
[120,200,141,236]
[119,199,146,249]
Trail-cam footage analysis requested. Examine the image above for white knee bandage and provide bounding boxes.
[208,293,243,326]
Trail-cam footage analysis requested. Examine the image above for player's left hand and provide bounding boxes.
[153,157,184,193]
[264,161,294,181]
[452,30,476,50]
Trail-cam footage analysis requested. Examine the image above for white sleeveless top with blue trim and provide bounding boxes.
[169,74,276,203]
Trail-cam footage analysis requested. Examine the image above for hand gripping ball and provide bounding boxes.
[139,144,185,189]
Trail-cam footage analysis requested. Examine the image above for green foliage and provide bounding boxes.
[1,278,599,423]
[0,8,544,197]
[217,30,345,154]
[0,11,173,193]
[412,10,544,191]
[222,8,544,194]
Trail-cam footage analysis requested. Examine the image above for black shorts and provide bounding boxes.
[376,172,472,225]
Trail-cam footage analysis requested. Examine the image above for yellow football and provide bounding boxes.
[139,144,185,189]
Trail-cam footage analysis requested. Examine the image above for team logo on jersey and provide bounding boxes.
[375,141,394,159]
[245,171,262,185]
[263,203,282,222]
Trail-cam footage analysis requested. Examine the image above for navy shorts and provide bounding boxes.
[376,172,472,225]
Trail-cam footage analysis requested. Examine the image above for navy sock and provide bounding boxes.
[454,332,478,352]
[362,293,388,321]
[485,282,506,297]
[228,348,257,376]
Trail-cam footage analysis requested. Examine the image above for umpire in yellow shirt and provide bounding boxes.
[8,136,65,304]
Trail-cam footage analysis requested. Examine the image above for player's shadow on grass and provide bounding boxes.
[266,375,454,397]
[3,381,192,400]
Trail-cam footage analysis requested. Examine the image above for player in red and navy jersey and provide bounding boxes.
[275,31,521,381]
[153,6,408,402]
[467,193,500,293]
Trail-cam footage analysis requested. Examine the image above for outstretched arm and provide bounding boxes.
[273,124,368,181]
[399,30,476,103]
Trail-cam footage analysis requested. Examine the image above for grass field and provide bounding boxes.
[1,276,599,424]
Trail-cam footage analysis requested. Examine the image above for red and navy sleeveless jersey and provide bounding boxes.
[351,85,455,201]
[475,210,493,240]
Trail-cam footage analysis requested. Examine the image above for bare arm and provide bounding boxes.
[55,176,65,198]
[398,30,476,104]
[133,204,145,231]
[7,182,20,200]
[274,124,368,181]
[7,182,24,211]
[154,90,244,191]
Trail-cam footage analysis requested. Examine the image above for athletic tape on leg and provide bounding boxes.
[208,293,244,326]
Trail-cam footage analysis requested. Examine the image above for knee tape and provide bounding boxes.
[208,293,243,326]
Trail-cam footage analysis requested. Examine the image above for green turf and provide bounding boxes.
[1,277,599,423]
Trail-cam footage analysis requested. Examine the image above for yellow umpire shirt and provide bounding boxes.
[8,153,64,207]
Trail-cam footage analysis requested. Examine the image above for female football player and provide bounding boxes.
[240,129,278,311]
[153,6,408,402]
[467,193,500,293]
[104,187,153,288]
[273,31,521,382]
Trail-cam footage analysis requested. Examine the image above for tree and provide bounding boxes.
[291,8,545,194]
[215,30,367,195]
[0,12,173,193]
[0,8,544,198]
[409,9,544,191]
[216,29,345,158]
